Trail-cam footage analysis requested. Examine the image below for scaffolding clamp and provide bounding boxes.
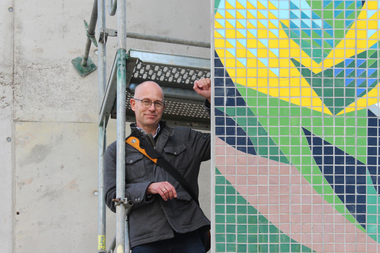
[84,20,98,47]
[99,28,117,44]
[113,197,132,207]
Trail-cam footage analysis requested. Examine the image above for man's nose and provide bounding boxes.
[148,102,156,110]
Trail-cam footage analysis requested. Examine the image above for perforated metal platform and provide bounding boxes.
[100,49,211,130]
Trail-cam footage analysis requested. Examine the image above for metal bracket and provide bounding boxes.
[113,198,133,207]
[113,198,133,217]
[71,56,97,77]
[99,28,118,44]
[84,20,98,47]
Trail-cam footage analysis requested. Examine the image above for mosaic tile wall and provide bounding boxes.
[213,0,380,252]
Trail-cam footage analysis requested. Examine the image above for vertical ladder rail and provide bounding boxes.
[98,121,107,253]
[115,0,129,252]
[97,0,107,252]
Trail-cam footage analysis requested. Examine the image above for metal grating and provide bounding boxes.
[108,49,211,129]
[131,58,211,87]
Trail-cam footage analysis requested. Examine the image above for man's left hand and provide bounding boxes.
[193,78,211,103]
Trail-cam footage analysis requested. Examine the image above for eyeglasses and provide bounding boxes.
[134,98,164,109]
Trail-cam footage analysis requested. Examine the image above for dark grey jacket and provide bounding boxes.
[104,121,211,248]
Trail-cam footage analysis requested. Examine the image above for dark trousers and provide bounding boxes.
[131,230,206,253]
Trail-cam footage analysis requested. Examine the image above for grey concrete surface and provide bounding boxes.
[2,0,212,252]
[0,1,15,252]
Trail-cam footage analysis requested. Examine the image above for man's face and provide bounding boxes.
[130,82,165,131]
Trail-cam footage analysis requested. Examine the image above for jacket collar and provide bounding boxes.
[130,121,171,138]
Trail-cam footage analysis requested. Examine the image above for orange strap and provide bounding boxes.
[126,136,158,164]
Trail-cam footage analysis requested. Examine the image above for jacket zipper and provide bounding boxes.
[147,133,156,149]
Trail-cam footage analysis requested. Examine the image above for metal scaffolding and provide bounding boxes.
[73,1,211,252]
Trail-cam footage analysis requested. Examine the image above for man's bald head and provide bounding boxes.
[134,81,164,101]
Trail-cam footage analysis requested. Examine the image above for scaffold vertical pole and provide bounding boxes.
[97,0,107,251]
[115,0,128,252]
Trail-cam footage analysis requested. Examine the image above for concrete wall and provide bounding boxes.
[0,1,211,252]
[0,1,15,252]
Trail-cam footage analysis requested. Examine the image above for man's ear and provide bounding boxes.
[130,99,136,111]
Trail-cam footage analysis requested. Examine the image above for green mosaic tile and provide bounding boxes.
[237,244,247,252]
[346,1,356,9]
[216,224,225,233]
[257,107,267,116]
[259,244,268,252]
[216,185,225,194]
[215,215,225,224]
[226,195,236,204]
[293,38,301,45]
[226,244,236,252]
[346,11,357,19]
[335,1,345,9]
[216,175,226,184]
[323,10,333,19]
[226,205,236,214]
[270,244,280,252]
[237,225,247,233]
[312,48,322,57]
[248,234,258,243]
[303,41,314,52]
[325,1,334,9]
[301,117,312,126]
[237,234,247,243]
[269,234,280,243]
[301,31,311,39]
[226,234,236,242]
[216,234,225,242]
[325,19,334,27]
[237,205,247,214]
[225,107,236,116]
[369,70,378,78]
[311,30,322,39]
[267,109,277,118]
[311,1,322,9]
[259,234,268,242]
[236,107,247,116]
[248,224,258,233]
[215,244,225,252]
[214,0,221,9]
[370,51,379,59]
[226,224,236,233]
[216,205,225,214]
[334,39,342,46]
[323,30,333,39]
[248,244,258,252]
[237,215,247,224]
[303,48,312,57]
[280,127,290,135]
[357,126,367,137]
[226,215,236,224]
[335,11,345,19]
[368,59,378,68]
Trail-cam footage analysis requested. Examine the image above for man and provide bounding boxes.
[105,78,211,253]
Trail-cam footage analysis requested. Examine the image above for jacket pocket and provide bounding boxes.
[125,153,145,179]
[163,144,186,156]
[163,144,191,173]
